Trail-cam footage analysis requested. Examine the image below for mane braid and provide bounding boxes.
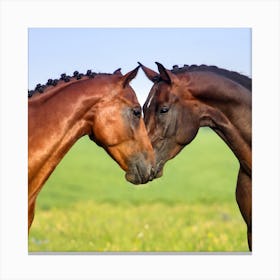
[28,69,113,98]
[171,64,252,91]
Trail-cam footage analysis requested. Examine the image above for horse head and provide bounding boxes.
[88,66,156,184]
[140,62,200,178]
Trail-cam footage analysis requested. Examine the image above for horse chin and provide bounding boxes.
[125,172,142,185]
[125,170,152,185]
[155,168,163,178]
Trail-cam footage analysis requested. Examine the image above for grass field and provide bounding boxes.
[28,128,249,252]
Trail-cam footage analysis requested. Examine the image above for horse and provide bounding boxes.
[139,62,252,251]
[28,66,155,231]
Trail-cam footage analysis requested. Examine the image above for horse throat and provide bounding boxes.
[194,81,252,175]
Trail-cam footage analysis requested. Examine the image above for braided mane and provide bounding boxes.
[28,70,114,98]
[171,64,251,91]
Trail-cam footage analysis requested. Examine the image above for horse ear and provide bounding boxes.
[138,62,159,83]
[155,62,171,84]
[113,68,122,75]
[121,66,140,88]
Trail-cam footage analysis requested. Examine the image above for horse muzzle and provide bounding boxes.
[125,155,156,185]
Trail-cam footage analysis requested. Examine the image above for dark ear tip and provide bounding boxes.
[121,66,140,88]
[113,68,122,74]
[137,62,143,66]
[155,62,171,84]
[155,62,163,68]
[133,65,140,73]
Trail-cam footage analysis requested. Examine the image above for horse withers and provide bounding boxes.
[28,66,155,230]
[140,62,252,251]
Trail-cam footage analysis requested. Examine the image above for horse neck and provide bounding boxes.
[188,72,252,174]
[28,79,103,199]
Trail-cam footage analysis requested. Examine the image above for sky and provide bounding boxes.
[28,28,251,105]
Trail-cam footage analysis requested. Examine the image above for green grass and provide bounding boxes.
[29,128,248,252]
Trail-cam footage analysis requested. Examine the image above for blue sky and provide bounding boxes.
[29,28,251,104]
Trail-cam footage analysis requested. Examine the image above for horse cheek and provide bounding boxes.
[175,109,199,146]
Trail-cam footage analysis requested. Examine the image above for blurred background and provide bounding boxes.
[28,28,251,252]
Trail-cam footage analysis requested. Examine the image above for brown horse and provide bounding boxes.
[140,62,252,251]
[28,67,155,230]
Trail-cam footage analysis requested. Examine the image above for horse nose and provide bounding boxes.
[125,160,155,185]
[140,161,161,183]
[137,163,155,184]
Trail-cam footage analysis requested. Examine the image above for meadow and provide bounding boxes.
[28,128,248,252]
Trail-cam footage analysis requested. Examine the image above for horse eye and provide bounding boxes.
[160,107,169,114]
[132,107,142,118]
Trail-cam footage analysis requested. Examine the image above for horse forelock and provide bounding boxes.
[170,64,251,91]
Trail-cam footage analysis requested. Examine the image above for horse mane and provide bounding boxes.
[28,70,113,98]
[171,64,252,91]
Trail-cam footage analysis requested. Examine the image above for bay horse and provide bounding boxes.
[28,66,155,231]
[140,62,252,251]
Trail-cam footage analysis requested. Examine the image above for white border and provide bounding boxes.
[1,1,279,280]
